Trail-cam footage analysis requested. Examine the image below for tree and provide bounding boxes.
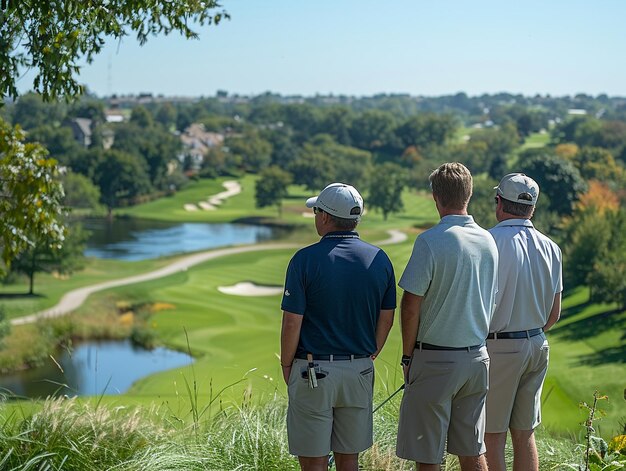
[367,163,408,220]
[519,153,587,216]
[255,166,293,217]
[61,170,102,211]
[155,103,178,129]
[468,176,499,229]
[589,210,626,309]
[469,123,519,179]
[11,222,87,295]
[289,147,335,192]
[25,124,83,165]
[307,134,372,190]
[68,99,106,125]
[395,113,458,150]
[565,182,620,296]
[1,1,228,101]
[95,150,152,216]
[112,122,181,189]
[129,106,154,128]
[572,147,626,183]
[224,131,273,173]
[349,110,397,151]
[0,119,66,276]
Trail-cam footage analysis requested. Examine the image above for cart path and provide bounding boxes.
[11,229,407,326]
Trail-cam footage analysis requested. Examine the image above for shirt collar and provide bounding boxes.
[322,231,360,240]
[440,214,475,225]
[495,218,534,228]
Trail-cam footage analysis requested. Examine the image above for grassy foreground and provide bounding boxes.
[0,395,586,471]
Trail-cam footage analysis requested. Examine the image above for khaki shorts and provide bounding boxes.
[396,346,489,464]
[287,357,374,457]
[486,333,549,433]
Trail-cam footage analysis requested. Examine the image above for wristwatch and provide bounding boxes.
[401,355,411,367]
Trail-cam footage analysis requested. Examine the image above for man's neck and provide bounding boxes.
[319,227,354,237]
[438,208,468,218]
[497,213,528,222]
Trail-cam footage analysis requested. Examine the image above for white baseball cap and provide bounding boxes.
[305,183,364,219]
[494,173,539,205]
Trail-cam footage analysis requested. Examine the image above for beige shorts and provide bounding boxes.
[396,346,489,464]
[486,333,549,433]
[287,357,374,457]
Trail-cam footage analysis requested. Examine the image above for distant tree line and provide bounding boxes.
[3,91,626,304]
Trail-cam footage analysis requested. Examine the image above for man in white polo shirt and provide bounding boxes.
[396,162,498,471]
[484,173,563,471]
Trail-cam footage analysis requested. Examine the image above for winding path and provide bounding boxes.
[11,230,408,326]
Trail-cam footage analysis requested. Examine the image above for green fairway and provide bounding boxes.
[520,131,551,150]
[119,174,439,230]
[0,257,172,320]
[541,287,626,438]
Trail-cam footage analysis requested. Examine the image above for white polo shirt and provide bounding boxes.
[399,215,499,347]
[488,219,563,332]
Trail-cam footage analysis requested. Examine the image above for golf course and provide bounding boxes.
[1,174,624,442]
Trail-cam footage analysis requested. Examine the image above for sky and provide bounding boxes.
[31,0,626,98]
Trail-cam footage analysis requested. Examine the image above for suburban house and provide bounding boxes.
[179,123,224,170]
[69,118,93,147]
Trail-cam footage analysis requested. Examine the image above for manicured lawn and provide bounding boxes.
[521,131,551,150]
[118,175,275,223]
[0,257,172,320]
[541,286,626,438]
[119,174,439,230]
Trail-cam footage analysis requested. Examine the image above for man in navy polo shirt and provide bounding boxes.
[280,182,396,471]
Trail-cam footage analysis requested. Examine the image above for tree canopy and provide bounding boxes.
[1,1,228,101]
[0,119,66,275]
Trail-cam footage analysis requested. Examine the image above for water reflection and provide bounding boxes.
[0,340,193,398]
[83,218,286,260]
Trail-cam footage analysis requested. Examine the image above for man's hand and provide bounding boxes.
[282,364,292,385]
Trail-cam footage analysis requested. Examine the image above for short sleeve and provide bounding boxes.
[280,252,307,315]
[398,236,434,296]
[381,253,397,309]
[554,244,563,294]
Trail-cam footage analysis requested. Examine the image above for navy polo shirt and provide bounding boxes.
[281,231,396,356]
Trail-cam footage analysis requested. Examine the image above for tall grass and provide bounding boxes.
[0,393,584,470]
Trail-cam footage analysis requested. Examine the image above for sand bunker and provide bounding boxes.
[218,282,284,297]
[198,202,216,210]
[184,180,242,211]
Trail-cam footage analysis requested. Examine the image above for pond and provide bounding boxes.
[82,218,289,261]
[0,340,193,398]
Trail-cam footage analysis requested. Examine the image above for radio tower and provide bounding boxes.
[106,54,113,98]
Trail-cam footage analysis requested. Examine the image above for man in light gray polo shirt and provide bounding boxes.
[396,162,498,471]
[485,173,562,471]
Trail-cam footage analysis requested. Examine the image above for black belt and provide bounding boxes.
[487,328,543,339]
[295,354,370,361]
[415,342,484,351]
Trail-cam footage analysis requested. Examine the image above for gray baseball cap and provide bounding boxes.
[305,183,364,219]
[494,173,539,205]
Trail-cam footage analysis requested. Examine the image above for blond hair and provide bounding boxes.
[429,162,473,210]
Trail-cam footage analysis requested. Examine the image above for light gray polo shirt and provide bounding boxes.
[489,219,563,332]
[399,214,499,347]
